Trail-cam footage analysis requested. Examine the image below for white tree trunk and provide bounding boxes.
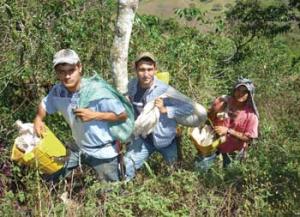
[111,0,138,94]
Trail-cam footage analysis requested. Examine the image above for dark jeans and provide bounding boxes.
[46,151,120,183]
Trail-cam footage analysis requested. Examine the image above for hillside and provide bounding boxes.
[138,0,300,56]
[0,1,299,216]
[138,0,234,18]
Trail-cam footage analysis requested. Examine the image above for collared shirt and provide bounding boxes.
[128,77,194,148]
[132,83,148,117]
[42,83,125,159]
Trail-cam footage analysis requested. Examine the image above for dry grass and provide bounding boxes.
[138,0,235,18]
[138,0,235,32]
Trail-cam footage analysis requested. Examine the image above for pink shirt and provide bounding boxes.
[212,97,259,153]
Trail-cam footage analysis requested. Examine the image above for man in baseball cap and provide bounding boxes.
[124,52,193,180]
[34,49,128,182]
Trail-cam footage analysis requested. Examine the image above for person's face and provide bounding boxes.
[212,97,226,113]
[234,85,249,103]
[55,63,82,92]
[136,61,156,88]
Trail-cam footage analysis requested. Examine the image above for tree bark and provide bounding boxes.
[111,0,138,94]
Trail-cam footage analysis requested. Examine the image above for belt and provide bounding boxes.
[81,141,116,149]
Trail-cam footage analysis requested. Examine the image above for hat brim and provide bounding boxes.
[53,57,79,67]
[135,52,156,65]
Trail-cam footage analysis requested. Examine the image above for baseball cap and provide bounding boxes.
[135,52,156,65]
[53,49,80,67]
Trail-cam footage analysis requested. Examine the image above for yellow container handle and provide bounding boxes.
[156,71,170,84]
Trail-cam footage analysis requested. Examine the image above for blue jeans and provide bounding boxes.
[124,137,178,180]
[194,148,246,171]
[47,151,119,182]
[194,153,217,171]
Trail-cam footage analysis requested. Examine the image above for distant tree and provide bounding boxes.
[289,0,300,10]
[289,0,300,27]
[224,0,298,61]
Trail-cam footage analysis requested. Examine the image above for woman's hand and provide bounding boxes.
[214,126,228,136]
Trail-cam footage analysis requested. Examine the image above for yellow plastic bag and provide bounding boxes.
[11,126,66,174]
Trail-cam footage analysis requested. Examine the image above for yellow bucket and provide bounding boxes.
[156,71,170,84]
[189,127,222,156]
[11,126,66,174]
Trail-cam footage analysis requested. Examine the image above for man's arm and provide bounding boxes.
[74,98,128,122]
[33,103,47,137]
[155,97,194,118]
[33,84,59,136]
[74,109,127,122]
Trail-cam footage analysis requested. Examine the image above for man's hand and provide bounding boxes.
[34,117,45,137]
[74,108,96,122]
[155,98,167,114]
[214,126,228,136]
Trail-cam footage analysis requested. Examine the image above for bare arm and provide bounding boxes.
[214,126,251,142]
[227,128,251,142]
[33,103,47,136]
[74,108,127,122]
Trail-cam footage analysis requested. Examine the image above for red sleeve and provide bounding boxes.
[244,113,259,139]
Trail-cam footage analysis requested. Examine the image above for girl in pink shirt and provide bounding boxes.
[208,78,259,167]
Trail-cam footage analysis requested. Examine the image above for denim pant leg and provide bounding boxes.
[46,151,79,182]
[222,153,232,168]
[124,137,156,180]
[194,153,217,171]
[84,155,119,182]
[158,139,178,165]
[222,149,245,168]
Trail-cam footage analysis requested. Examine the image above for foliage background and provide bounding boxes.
[0,0,299,216]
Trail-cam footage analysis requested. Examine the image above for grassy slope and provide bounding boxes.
[138,0,235,18]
